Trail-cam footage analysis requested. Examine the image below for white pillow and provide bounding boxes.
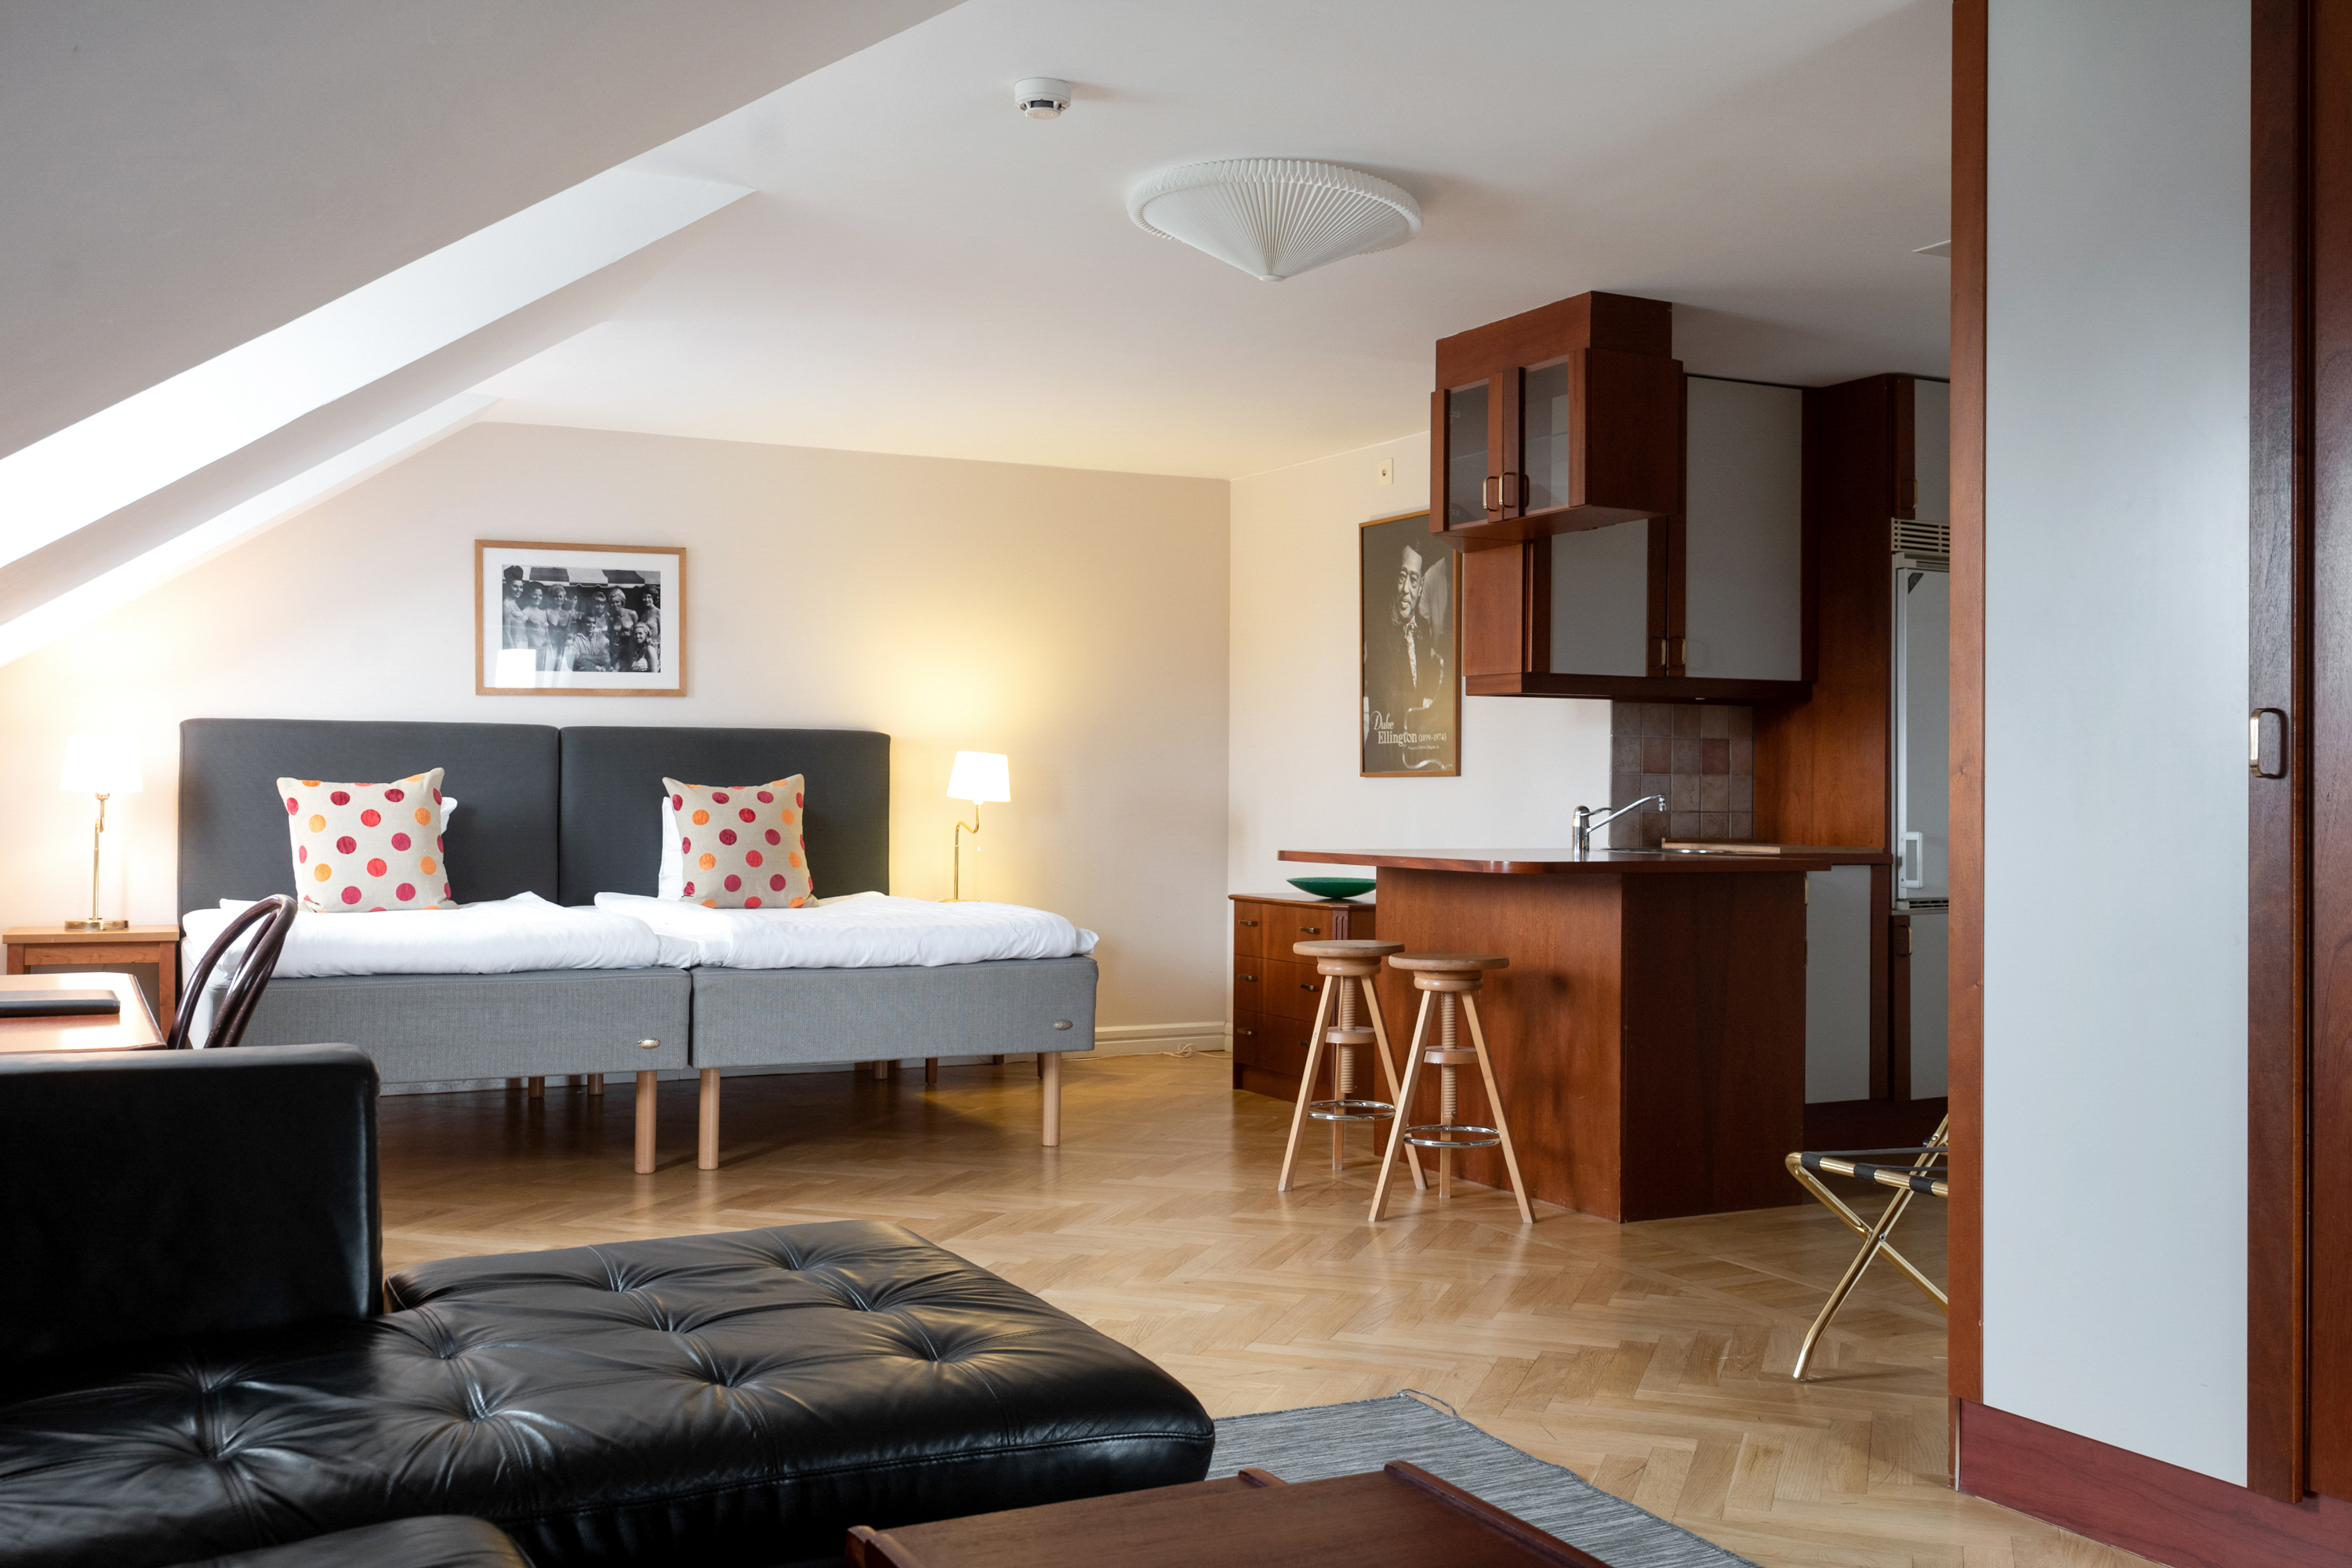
[658,796,684,899]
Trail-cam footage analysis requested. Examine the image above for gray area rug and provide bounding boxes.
[1209,1392,1761,1567]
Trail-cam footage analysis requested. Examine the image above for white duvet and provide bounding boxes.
[180,891,691,980]
[593,891,1098,970]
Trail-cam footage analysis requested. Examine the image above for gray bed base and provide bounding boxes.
[182,709,1087,1174]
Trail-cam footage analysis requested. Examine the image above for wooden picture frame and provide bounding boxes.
[1360,510,1461,775]
[474,539,685,697]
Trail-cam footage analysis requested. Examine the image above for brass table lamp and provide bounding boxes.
[946,751,1011,902]
[59,735,141,931]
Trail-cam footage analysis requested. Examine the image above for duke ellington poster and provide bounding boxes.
[1360,512,1460,776]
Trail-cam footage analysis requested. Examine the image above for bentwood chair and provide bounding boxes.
[1784,1116,1950,1379]
[165,893,297,1051]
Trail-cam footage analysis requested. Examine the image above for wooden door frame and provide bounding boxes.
[2249,0,2310,1505]
[1947,0,1987,1415]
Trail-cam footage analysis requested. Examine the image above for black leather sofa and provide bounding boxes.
[0,1047,1213,1567]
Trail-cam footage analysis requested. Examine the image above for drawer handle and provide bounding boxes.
[1239,919,1258,927]
[1238,973,1257,982]
[1298,983,1316,992]
[1299,925,1320,935]
[637,1039,661,1050]
[1235,1026,1255,1036]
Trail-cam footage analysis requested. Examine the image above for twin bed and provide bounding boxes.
[176,719,1098,1171]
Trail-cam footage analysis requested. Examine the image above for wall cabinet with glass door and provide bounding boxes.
[1461,368,1815,702]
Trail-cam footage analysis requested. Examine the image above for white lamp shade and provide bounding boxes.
[947,750,1011,804]
[1128,158,1421,282]
[59,735,142,795]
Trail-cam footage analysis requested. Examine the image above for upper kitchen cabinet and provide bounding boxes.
[1463,371,1813,702]
[1431,292,1684,542]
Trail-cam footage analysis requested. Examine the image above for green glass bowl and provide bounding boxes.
[1287,876,1375,902]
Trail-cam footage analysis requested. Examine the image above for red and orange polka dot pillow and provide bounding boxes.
[664,774,812,909]
[278,770,455,913]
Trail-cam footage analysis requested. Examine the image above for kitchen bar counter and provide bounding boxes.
[1275,846,1814,1221]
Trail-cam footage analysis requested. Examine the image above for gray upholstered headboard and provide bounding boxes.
[178,718,562,913]
[558,727,891,904]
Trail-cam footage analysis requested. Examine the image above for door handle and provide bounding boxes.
[2251,708,2288,779]
[1901,831,1925,890]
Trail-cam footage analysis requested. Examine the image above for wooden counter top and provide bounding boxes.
[1279,848,1835,875]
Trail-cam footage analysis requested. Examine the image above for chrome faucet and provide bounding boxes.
[1572,795,1664,857]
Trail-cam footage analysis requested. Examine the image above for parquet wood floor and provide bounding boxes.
[379,1054,2151,1568]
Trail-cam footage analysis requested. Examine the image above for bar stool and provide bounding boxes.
[1278,939,1424,1194]
[1368,953,1534,1224]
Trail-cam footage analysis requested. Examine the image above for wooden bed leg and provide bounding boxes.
[528,1076,544,1100]
[506,1077,522,1091]
[1042,1051,1062,1148]
[992,1054,1005,1065]
[872,1059,889,1081]
[697,1069,720,1171]
[588,1073,604,1098]
[633,1071,657,1174]
[924,1057,938,1084]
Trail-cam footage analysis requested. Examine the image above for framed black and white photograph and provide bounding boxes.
[475,540,685,697]
[1360,510,1460,776]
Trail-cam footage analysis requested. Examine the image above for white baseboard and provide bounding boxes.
[379,1022,1232,1094]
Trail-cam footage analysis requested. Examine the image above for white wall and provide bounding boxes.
[1228,434,1612,898]
[1983,0,2249,1482]
[0,421,1231,1034]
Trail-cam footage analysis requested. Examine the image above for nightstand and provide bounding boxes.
[4,924,180,1025]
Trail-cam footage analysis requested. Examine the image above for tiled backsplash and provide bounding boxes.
[1607,702,1754,847]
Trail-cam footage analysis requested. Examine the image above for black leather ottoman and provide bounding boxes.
[0,1221,1212,1568]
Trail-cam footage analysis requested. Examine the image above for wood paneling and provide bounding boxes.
[1947,0,1987,1413]
[1367,867,1806,1221]
[1462,539,1548,679]
[1751,376,1898,850]
[2251,0,2314,1505]
[2310,0,2352,1503]
[1957,1400,2352,1568]
[1802,1095,1947,1153]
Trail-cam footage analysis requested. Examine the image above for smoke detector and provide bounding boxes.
[1128,158,1422,282]
[1014,78,1072,119]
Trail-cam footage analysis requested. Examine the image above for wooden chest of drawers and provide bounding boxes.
[1229,894,1375,1099]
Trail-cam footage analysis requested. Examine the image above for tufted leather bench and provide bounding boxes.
[0,1048,1212,1567]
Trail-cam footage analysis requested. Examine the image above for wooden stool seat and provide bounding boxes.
[1370,952,1534,1224]
[1386,952,1508,971]
[1279,939,1424,1194]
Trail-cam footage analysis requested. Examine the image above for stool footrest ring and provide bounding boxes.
[1308,1098,1396,1123]
[1404,1122,1502,1150]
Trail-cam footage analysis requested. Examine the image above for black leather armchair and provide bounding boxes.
[0,1048,1213,1568]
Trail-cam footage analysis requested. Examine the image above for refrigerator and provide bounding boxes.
[1893,539,1950,1098]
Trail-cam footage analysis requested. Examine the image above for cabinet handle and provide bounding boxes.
[1238,972,1256,982]
[1503,470,1523,510]
[1238,918,1258,927]
[1482,474,1502,514]
[2252,708,2288,779]
[1235,1026,1255,1036]
[1298,983,1316,993]
[1299,925,1320,935]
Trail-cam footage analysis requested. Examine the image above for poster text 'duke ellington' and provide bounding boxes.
[1360,510,1459,776]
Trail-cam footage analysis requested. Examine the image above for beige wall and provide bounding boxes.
[0,421,1230,1031]
[1227,434,1612,898]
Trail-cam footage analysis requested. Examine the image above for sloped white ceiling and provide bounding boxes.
[0,0,959,462]
[476,0,1953,479]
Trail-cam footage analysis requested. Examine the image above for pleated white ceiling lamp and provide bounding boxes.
[1127,159,1422,282]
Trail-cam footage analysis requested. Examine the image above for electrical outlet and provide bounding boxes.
[1376,457,1394,486]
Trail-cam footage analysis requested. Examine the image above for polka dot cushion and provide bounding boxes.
[278,769,456,913]
[662,774,812,909]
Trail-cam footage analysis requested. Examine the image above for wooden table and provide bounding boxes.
[1279,848,1829,1221]
[846,1462,1619,1568]
[0,972,165,1054]
[4,924,180,1025]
